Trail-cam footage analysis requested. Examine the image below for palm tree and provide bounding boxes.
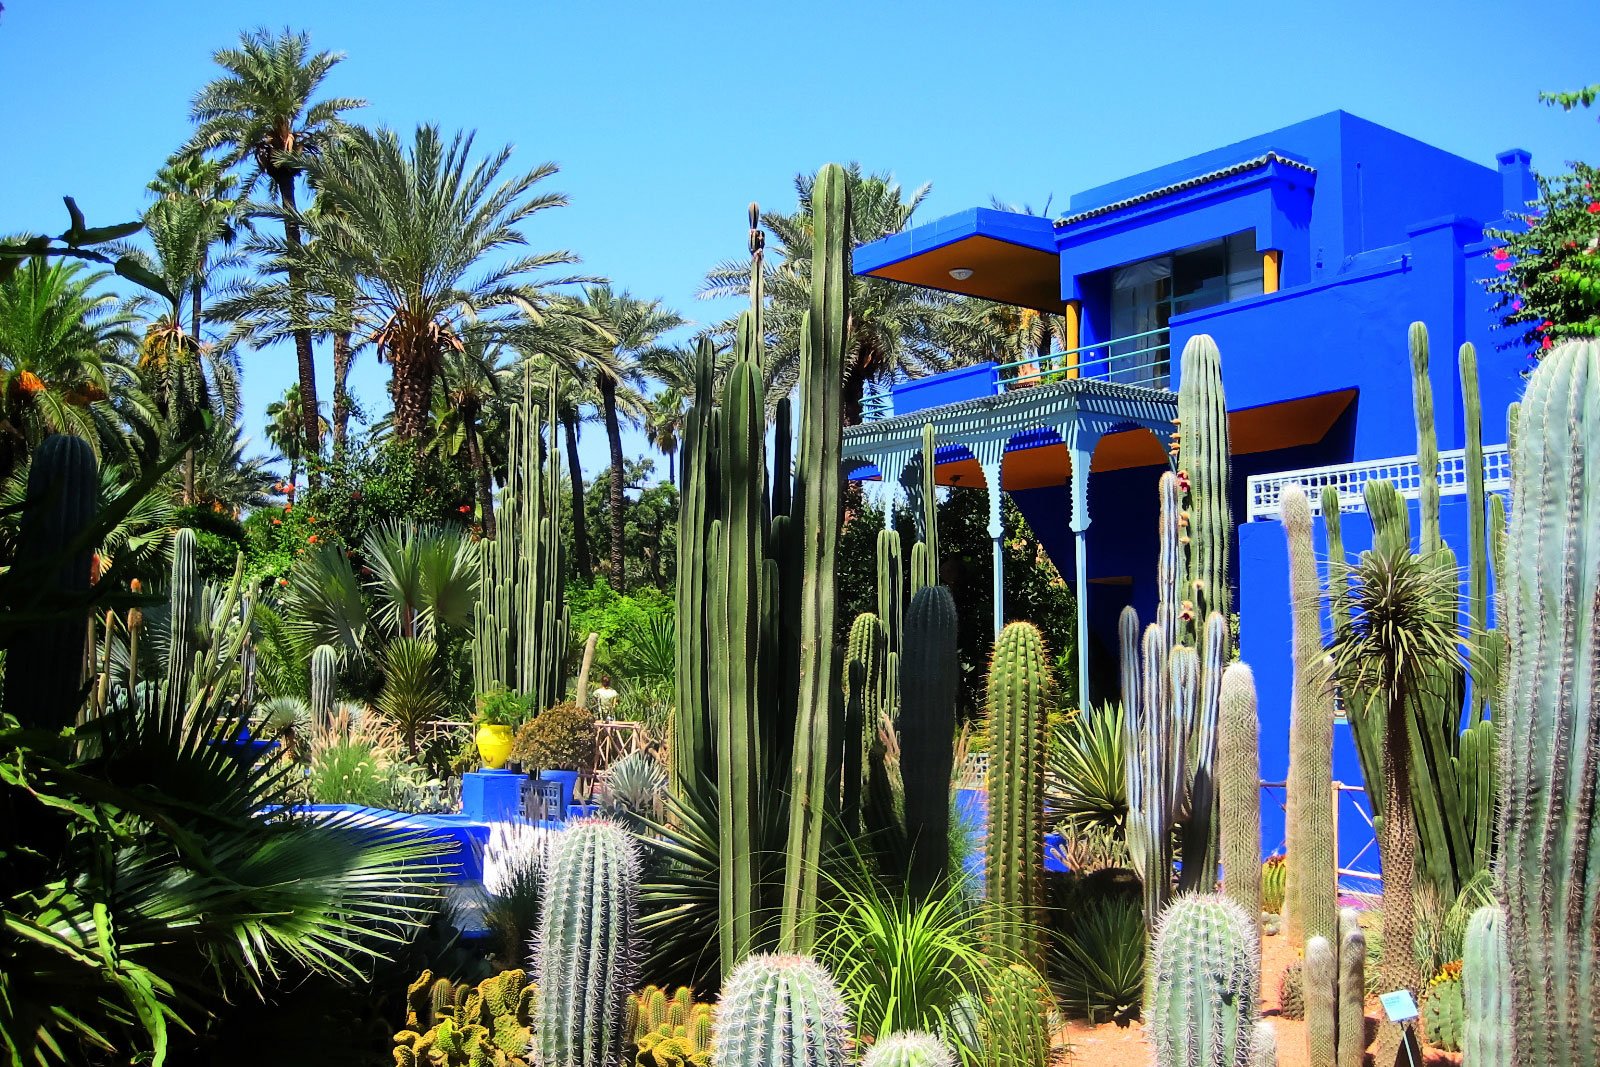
[188,421,277,515]
[147,154,241,346]
[285,124,585,444]
[701,164,971,423]
[188,27,364,465]
[639,344,704,485]
[264,383,324,503]
[570,285,682,588]
[432,336,516,537]
[0,258,147,481]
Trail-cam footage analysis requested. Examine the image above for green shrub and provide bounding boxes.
[566,578,673,677]
[1048,894,1145,1024]
[308,739,409,808]
[510,702,596,771]
[476,686,534,727]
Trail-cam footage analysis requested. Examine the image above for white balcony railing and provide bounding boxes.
[1246,444,1510,521]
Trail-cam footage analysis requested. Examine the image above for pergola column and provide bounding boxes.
[972,436,1008,638]
[1064,422,1102,708]
[875,449,915,530]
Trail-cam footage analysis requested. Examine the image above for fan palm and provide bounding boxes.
[288,124,585,443]
[570,285,682,587]
[361,520,478,642]
[701,164,972,422]
[281,541,368,661]
[0,257,148,481]
[188,27,364,462]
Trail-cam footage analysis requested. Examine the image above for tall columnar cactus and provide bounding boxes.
[474,369,569,713]
[672,339,720,798]
[1336,909,1366,1067]
[860,1032,957,1067]
[985,621,1051,965]
[1304,935,1337,1067]
[166,526,201,709]
[2,433,98,733]
[1280,484,1336,951]
[901,584,958,899]
[876,528,903,674]
[1176,333,1233,638]
[1460,905,1510,1067]
[533,819,639,1067]
[844,612,887,834]
[1496,339,1600,1066]
[1250,1022,1277,1067]
[310,643,337,727]
[710,954,849,1067]
[779,162,848,953]
[1148,894,1261,1067]
[1218,663,1261,931]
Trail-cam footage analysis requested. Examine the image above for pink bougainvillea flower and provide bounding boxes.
[1493,247,1509,260]
[1512,299,1523,311]
[1543,336,1554,350]
[1588,202,1600,214]
[1496,262,1511,272]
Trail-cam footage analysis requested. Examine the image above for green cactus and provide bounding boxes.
[1496,339,1600,1066]
[1218,663,1261,930]
[710,954,848,1067]
[1176,333,1233,638]
[1305,935,1337,1066]
[1148,894,1262,1067]
[900,584,958,899]
[909,424,940,597]
[1421,962,1464,1053]
[876,528,903,676]
[984,621,1051,963]
[844,612,887,834]
[672,339,719,798]
[310,643,337,726]
[534,820,639,1067]
[1260,856,1286,916]
[394,969,533,1067]
[1336,909,1365,1067]
[778,162,849,953]
[166,526,200,708]
[1280,484,1336,952]
[2,434,98,732]
[474,367,569,715]
[626,987,714,1067]
[860,1032,957,1067]
[1460,905,1510,1067]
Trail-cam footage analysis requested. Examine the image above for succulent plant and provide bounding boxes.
[1421,961,1464,1053]
[1260,857,1286,916]
[985,620,1051,964]
[710,954,848,1067]
[1276,960,1305,1021]
[1148,894,1261,1067]
[860,1031,957,1067]
[393,968,534,1067]
[1460,904,1510,1067]
[901,584,958,899]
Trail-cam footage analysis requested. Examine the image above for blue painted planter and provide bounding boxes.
[539,769,581,813]
[296,804,489,883]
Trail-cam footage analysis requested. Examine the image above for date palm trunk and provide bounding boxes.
[562,409,593,580]
[599,375,627,590]
[331,318,352,458]
[464,410,495,539]
[275,172,322,481]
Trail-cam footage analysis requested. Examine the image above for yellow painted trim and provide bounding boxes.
[1263,250,1282,294]
[1064,300,1082,379]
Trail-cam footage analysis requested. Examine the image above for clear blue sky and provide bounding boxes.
[2,0,1596,481]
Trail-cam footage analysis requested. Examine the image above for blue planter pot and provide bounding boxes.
[566,803,600,820]
[539,769,581,813]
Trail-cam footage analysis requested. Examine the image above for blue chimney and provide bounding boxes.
[1497,149,1536,217]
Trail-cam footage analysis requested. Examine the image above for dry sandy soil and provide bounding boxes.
[1057,927,1461,1067]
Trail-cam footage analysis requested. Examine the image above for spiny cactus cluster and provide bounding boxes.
[1147,894,1261,1067]
[1260,857,1286,917]
[1495,339,1600,1065]
[1421,961,1464,1053]
[709,954,849,1067]
[533,819,640,1067]
[625,986,714,1067]
[393,968,534,1067]
[860,1032,957,1067]
[985,620,1051,964]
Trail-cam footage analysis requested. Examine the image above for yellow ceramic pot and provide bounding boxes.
[475,723,515,770]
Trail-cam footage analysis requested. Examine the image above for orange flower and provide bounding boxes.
[14,370,44,396]
[307,534,319,545]
[278,577,289,587]
[271,518,282,526]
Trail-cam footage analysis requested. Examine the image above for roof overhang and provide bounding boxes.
[853,207,1064,312]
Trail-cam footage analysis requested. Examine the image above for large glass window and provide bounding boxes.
[1104,230,1263,388]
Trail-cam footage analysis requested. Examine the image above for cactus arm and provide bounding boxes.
[1176,334,1233,636]
[1407,322,1441,553]
[1305,935,1337,1067]
[1459,342,1491,727]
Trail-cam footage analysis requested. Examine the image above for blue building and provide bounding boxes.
[843,111,1532,885]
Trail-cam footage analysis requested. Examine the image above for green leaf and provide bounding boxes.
[114,257,176,302]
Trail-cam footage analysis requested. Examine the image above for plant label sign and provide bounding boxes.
[1379,989,1419,1023]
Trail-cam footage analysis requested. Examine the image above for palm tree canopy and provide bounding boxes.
[187,27,365,191]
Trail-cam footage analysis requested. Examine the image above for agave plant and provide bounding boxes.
[598,750,667,830]
[1045,703,1127,841]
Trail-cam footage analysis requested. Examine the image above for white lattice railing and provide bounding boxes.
[1246,444,1510,521]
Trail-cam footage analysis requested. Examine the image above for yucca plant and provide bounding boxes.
[1045,703,1126,841]
[376,637,448,756]
[1049,894,1146,1024]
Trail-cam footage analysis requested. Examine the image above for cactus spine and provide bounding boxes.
[1304,935,1337,1067]
[710,954,848,1067]
[901,584,958,898]
[1218,663,1261,931]
[984,621,1050,964]
[1250,1021,1277,1067]
[2,435,98,732]
[533,819,639,1067]
[310,643,337,727]
[1280,484,1336,951]
[778,163,848,953]
[1460,905,1510,1067]
[474,369,568,712]
[1496,340,1600,1066]
[861,1032,957,1067]
[1148,894,1261,1067]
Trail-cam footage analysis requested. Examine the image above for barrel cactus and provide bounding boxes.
[533,819,640,1067]
[1421,962,1464,1053]
[1148,894,1261,1067]
[860,1031,957,1067]
[1276,961,1304,1021]
[709,954,848,1067]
